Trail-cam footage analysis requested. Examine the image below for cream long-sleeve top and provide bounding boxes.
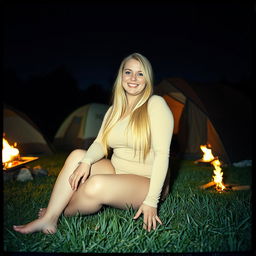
[80,95,174,208]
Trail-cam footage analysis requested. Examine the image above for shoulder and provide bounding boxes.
[147,95,173,119]
[106,105,113,114]
[107,105,113,112]
[148,95,168,109]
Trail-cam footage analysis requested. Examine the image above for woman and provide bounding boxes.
[13,53,174,234]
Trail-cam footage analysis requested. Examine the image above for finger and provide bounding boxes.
[71,175,78,190]
[152,216,157,230]
[156,216,163,225]
[133,208,142,220]
[143,215,147,230]
[71,175,76,190]
[81,173,88,184]
[69,176,74,189]
[147,217,152,232]
[74,176,81,190]
[69,172,75,186]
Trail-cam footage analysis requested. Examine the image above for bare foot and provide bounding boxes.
[13,217,57,234]
[38,208,47,218]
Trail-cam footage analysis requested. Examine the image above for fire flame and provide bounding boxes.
[2,137,20,165]
[200,144,226,191]
[200,145,215,162]
[212,159,226,191]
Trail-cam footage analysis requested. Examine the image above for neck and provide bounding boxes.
[126,94,139,109]
[121,95,138,119]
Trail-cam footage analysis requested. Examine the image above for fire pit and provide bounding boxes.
[3,156,39,171]
[197,145,250,192]
[200,181,250,192]
[2,136,39,172]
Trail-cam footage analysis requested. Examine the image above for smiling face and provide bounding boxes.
[122,58,146,103]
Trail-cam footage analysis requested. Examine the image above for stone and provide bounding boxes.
[16,168,34,182]
[32,165,48,176]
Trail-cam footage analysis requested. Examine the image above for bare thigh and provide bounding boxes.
[95,174,150,209]
[68,174,150,214]
[90,157,115,176]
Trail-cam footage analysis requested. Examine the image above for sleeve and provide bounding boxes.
[80,106,112,165]
[143,95,174,208]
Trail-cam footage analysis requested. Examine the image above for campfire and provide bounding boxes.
[200,145,215,162]
[194,144,217,164]
[2,135,39,171]
[198,145,250,192]
[212,159,226,191]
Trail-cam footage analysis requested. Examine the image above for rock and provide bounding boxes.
[233,160,252,167]
[16,168,34,182]
[32,165,48,176]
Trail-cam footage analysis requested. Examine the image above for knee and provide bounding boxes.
[67,149,87,162]
[82,175,104,198]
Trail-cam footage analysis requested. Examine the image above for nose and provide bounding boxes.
[131,73,137,81]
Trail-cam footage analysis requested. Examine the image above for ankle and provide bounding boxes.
[42,214,59,224]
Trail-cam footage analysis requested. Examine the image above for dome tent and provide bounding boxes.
[155,78,252,165]
[3,105,54,155]
[54,103,109,150]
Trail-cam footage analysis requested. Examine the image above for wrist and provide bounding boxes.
[78,161,91,167]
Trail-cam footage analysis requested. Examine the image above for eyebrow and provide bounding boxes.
[124,68,143,72]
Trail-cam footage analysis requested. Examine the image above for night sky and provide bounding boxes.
[4,3,254,91]
[3,3,254,140]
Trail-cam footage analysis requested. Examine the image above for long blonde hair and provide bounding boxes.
[101,53,154,161]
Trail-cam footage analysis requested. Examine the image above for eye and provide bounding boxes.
[137,72,144,76]
[124,70,131,75]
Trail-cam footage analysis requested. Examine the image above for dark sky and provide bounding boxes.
[4,2,254,91]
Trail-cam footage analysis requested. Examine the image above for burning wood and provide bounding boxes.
[2,136,39,171]
[194,144,217,165]
[2,138,20,164]
[200,157,226,192]
[212,159,226,191]
[3,156,39,171]
[195,144,226,191]
[200,182,250,192]
[198,145,250,192]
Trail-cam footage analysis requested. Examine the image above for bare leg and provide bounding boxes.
[13,149,115,234]
[37,156,115,218]
[64,174,150,216]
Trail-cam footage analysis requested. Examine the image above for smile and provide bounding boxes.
[128,83,139,88]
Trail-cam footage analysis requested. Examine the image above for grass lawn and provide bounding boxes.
[3,152,252,253]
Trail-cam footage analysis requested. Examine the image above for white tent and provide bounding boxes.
[54,103,109,150]
[3,105,53,155]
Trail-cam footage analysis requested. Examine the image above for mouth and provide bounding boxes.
[127,83,139,88]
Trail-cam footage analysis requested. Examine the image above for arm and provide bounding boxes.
[79,106,112,165]
[69,106,112,190]
[134,95,174,231]
[144,95,174,207]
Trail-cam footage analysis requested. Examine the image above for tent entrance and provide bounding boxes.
[156,78,233,164]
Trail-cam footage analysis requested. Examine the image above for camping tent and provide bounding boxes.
[3,105,54,155]
[54,103,109,150]
[155,78,252,164]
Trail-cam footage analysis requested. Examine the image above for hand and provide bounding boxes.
[69,162,90,191]
[133,204,163,232]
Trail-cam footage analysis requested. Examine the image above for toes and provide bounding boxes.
[13,225,23,230]
[13,225,28,234]
[43,228,56,235]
